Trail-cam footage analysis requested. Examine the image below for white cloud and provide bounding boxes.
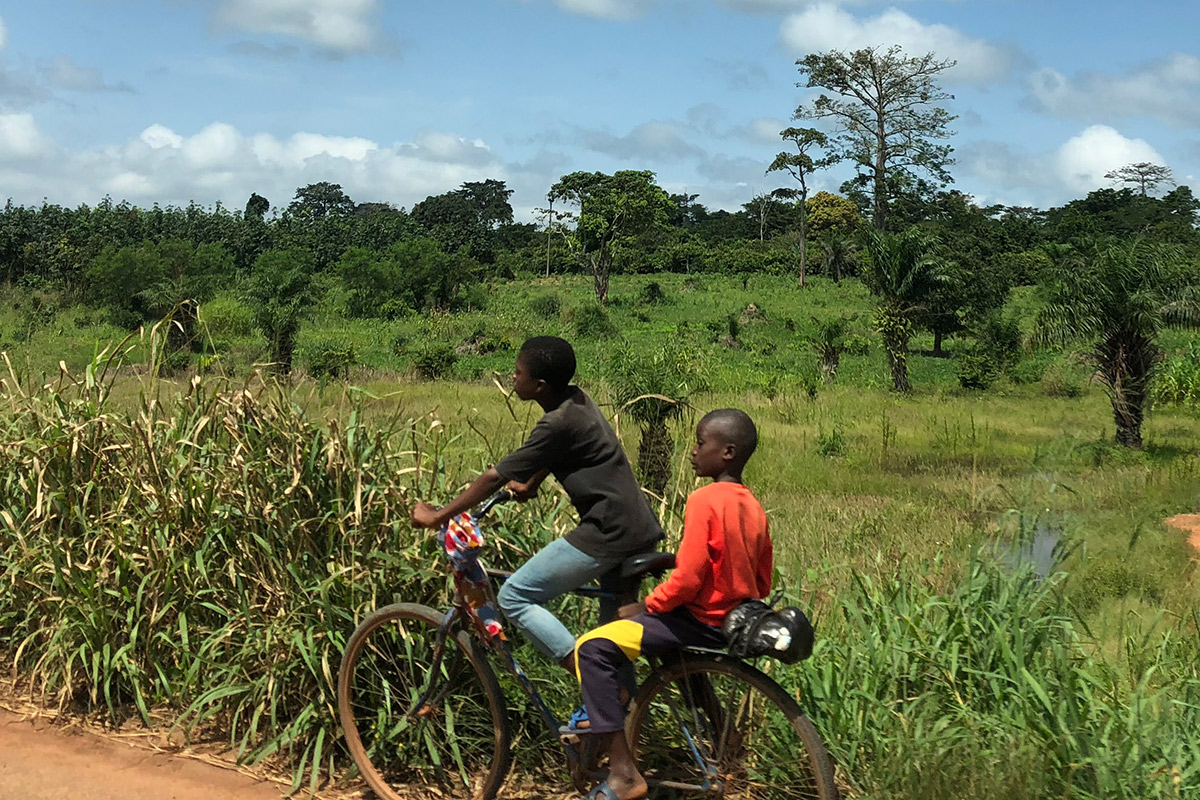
[0,113,46,159]
[960,125,1167,206]
[1028,53,1200,129]
[1054,125,1164,195]
[0,114,515,212]
[781,5,1017,86]
[214,0,382,54]
[554,0,647,19]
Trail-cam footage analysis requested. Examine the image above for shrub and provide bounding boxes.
[844,334,872,356]
[200,295,255,338]
[305,340,357,380]
[528,292,562,319]
[1042,361,1085,398]
[572,302,617,338]
[816,424,847,457]
[1151,344,1200,408]
[412,342,459,380]
[957,352,998,390]
[637,281,668,306]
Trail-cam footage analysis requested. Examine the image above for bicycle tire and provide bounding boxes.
[338,602,512,800]
[627,654,838,800]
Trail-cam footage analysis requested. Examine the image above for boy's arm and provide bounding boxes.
[645,497,711,614]
[506,468,551,502]
[756,528,774,597]
[412,467,507,529]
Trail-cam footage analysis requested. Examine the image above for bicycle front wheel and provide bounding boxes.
[338,602,512,800]
[627,655,838,800]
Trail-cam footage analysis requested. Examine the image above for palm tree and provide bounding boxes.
[818,230,857,283]
[808,316,851,384]
[605,342,702,497]
[861,228,947,393]
[1036,239,1200,448]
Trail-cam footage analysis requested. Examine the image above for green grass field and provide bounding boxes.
[1,273,1199,797]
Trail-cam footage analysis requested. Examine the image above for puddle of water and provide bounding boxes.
[997,521,1066,579]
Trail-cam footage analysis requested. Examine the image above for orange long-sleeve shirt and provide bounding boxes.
[645,481,773,626]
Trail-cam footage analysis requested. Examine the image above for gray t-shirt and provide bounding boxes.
[495,388,664,559]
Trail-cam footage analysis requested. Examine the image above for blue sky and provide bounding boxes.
[0,1,1197,220]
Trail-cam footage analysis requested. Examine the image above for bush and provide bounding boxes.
[816,424,847,457]
[844,334,872,356]
[1151,344,1200,408]
[528,292,562,319]
[1042,361,1085,398]
[637,281,668,307]
[305,341,357,380]
[412,342,459,380]
[1008,351,1054,385]
[958,352,998,391]
[200,295,255,338]
[572,302,617,338]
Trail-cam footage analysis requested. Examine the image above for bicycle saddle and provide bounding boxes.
[618,551,676,579]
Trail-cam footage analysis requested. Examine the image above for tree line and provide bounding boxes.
[1,45,1198,448]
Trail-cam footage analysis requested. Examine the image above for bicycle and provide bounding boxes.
[337,492,838,800]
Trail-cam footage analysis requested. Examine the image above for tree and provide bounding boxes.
[287,182,354,220]
[817,229,857,282]
[768,127,835,286]
[796,45,957,232]
[807,316,852,384]
[244,193,270,221]
[1036,239,1200,448]
[605,341,702,497]
[806,191,862,238]
[742,192,793,242]
[1105,162,1174,196]
[861,227,948,392]
[549,171,671,304]
[242,249,317,374]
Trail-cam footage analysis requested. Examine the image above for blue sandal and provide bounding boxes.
[559,704,592,735]
[584,780,619,799]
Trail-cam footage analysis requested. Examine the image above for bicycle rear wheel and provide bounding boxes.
[627,655,838,800]
[338,602,512,800]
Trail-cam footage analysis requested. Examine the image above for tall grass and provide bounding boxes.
[0,342,553,790]
[1,340,1198,797]
[789,550,1200,799]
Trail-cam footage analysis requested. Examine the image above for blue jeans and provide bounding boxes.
[497,538,623,661]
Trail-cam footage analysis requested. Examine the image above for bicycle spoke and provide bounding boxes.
[629,658,837,800]
[339,604,511,800]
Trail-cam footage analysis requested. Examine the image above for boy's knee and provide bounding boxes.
[497,580,526,618]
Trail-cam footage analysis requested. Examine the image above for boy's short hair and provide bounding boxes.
[518,336,576,390]
[700,408,758,463]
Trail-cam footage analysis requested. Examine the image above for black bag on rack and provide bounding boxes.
[722,600,815,664]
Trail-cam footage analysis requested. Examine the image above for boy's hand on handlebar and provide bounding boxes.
[411,502,443,529]
[618,601,647,620]
[505,479,538,502]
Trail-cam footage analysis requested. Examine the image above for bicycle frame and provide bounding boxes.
[413,495,726,791]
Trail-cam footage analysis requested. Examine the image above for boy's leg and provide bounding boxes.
[575,611,726,799]
[496,537,615,663]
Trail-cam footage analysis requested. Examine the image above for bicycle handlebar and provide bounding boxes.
[474,489,514,520]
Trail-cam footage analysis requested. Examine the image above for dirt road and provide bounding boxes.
[0,710,289,800]
[1165,513,1200,556]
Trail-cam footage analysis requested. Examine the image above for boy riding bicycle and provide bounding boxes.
[572,409,771,800]
[411,336,663,672]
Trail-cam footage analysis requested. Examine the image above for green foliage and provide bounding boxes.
[637,280,668,307]
[1042,360,1086,398]
[411,342,459,380]
[1036,238,1200,446]
[957,352,997,390]
[86,242,164,323]
[304,340,358,380]
[339,239,476,318]
[1151,344,1200,408]
[815,423,847,457]
[572,301,617,338]
[528,292,563,319]
[199,294,255,338]
[242,248,317,374]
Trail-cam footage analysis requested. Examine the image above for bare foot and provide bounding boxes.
[592,774,648,800]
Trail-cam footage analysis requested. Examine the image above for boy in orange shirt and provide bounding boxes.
[572,409,772,800]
